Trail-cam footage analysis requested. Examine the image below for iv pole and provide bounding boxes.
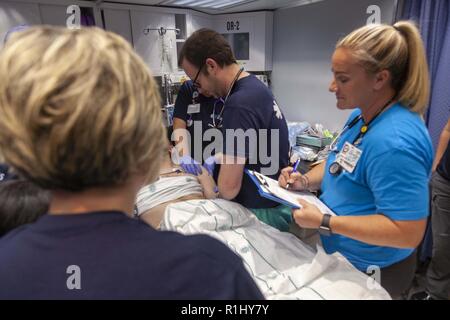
[142,25,180,73]
[143,26,180,127]
[143,26,180,36]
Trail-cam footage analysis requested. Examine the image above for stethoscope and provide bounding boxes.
[209,98,225,128]
[208,67,244,129]
[187,91,225,129]
[328,114,363,176]
[328,114,363,153]
[328,98,394,176]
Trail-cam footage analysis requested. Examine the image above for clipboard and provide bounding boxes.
[246,169,335,215]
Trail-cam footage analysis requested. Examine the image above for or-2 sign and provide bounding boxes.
[226,20,240,31]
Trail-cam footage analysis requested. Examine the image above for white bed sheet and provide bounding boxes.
[160,199,391,300]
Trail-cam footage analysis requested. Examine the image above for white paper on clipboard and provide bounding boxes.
[252,171,335,216]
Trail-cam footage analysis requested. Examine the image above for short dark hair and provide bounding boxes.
[0,180,50,236]
[178,28,236,71]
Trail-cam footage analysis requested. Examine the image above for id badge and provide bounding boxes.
[336,141,362,173]
[187,103,200,114]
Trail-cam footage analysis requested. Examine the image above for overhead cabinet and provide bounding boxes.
[213,11,273,71]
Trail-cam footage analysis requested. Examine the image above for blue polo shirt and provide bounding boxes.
[320,103,432,271]
[0,211,264,299]
[220,74,290,209]
[173,80,217,162]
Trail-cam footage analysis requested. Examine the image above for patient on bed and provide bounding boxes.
[135,144,217,228]
[134,144,391,300]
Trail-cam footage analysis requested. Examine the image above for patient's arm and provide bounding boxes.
[196,166,218,199]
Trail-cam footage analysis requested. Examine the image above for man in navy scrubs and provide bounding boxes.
[178,28,291,230]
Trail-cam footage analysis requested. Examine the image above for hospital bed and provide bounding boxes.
[160,199,391,300]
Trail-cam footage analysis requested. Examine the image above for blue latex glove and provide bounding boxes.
[179,156,203,176]
[203,156,216,176]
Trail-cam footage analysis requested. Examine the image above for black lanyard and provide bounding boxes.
[351,98,394,146]
[329,98,394,176]
[347,98,394,146]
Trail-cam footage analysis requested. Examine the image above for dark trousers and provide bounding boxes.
[371,250,417,299]
[425,171,450,300]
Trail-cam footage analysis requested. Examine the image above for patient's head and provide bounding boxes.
[0,26,165,191]
[0,180,50,237]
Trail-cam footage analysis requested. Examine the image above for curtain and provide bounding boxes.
[400,0,450,261]
[401,0,450,150]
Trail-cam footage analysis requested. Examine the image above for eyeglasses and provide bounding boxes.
[192,64,204,88]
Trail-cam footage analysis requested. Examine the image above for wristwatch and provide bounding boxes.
[318,214,332,236]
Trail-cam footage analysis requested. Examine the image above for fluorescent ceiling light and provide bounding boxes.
[162,0,252,9]
[210,0,251,8]
[185,0,218,6]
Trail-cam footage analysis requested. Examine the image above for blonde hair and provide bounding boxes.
[0,26,165,190]
[337,21,430,114]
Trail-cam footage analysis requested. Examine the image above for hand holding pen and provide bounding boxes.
[285,159,300,190]
[279,159,308,191]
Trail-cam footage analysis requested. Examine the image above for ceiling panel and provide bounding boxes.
[86,0,325,14]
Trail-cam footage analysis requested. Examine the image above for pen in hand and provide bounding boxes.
[286,159,300,190]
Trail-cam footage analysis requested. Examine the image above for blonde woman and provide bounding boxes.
[0,26,263,299]
[279,21,433,298]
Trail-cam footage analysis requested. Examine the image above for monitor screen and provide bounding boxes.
[222,32,250,61]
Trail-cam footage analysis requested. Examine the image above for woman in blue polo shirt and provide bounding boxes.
[279,21,432,299]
